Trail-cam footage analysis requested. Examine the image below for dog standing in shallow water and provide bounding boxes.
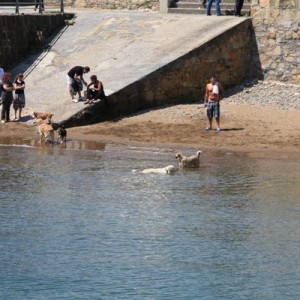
[56,125,67,143]
[175,150,202,168]
[35,118,54,143]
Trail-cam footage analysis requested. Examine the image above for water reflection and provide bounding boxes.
[0,144,299,299]
[0,138,106,152]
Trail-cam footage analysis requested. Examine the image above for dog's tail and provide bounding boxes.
[197,150,202,158]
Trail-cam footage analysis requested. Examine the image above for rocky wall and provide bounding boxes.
[251,0,300,83]
[61,0,160,10]
[62,19,254,127]
[0,14,73,71]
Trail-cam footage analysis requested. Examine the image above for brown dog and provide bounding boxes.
[175,150,202,168]
[33,111,54,124]
[35,118,55,143]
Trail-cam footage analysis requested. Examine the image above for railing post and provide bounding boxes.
[61,0,64,14]
[15,0,19,14]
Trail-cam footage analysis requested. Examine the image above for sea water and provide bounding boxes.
[0,142,299,300]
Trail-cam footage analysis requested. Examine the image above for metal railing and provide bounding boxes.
[0,0,64,14]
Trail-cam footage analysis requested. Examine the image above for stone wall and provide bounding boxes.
[61,0,159,10]
[251,0,300,83]
[0,14,73,71]
[62,19,254,127]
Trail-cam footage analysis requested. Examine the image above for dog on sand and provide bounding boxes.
[33,111,54,124]
[140,165,176,174]
[35,118,55,143]
[56,125,67,143]
[175,150,202,168]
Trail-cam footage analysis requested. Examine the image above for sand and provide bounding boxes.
[1,102,299,155]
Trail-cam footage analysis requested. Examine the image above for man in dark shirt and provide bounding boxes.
[67,66,90,103]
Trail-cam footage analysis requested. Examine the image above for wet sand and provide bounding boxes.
[1,102,300,156]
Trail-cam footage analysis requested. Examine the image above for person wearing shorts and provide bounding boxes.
[67,66,90,103]
[204,74,224,132]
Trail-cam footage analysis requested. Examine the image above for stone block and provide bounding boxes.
[285,32,293,39]
[285,57,294,63]
[268,32,276,39]
[277,20,293,28]
[0,14,70,70]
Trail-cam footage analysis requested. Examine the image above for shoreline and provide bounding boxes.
[1,100,300,157]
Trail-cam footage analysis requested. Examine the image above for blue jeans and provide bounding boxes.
[206,0,221,16]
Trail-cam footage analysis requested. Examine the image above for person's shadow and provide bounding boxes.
[220,128,244,131]
[20,115,35,123]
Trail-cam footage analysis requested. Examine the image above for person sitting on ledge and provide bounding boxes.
[84,75,106,105]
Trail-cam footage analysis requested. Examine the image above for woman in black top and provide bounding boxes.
[1,72,14,123]
[13,73,26,121]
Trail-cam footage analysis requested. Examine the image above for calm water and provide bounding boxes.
[0,142,300,300]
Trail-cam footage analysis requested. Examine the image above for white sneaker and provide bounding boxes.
[1,120,5,124]
[72,99,79,103]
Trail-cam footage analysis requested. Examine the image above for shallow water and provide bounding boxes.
[0,142,300,299]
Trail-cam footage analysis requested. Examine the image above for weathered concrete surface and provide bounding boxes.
[11,9,247,124]
[0,14,73,70]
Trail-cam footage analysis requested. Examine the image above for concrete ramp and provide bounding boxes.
[17,10,250,125]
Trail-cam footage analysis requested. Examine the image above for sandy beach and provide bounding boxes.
[1,98,300,154]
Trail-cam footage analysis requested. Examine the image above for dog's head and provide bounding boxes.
[32,111,38,118]
[197,150,202,158]
[175,153,183,161]
[165,165,176,174]
[35,118,45,126]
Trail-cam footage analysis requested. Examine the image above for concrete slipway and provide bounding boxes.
[13,9,246,124]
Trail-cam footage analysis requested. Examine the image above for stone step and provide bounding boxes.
[171,0,251,3]
[168,7,251,15]
[174,2,250,9]
[169,0,251,15]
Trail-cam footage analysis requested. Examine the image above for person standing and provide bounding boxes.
[67,66,90,103]
[34,0,44,11]
[204,74,224,132]
[206,0,221,16]
[13,73,26,121]
[1,72,14,124]
[234,0,244,16]
[0,66,4,101]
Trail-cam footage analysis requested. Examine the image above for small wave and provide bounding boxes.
[0,143,36,149]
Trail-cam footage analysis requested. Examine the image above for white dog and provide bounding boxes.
[175,150,202,168]
[140,165,176,174]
